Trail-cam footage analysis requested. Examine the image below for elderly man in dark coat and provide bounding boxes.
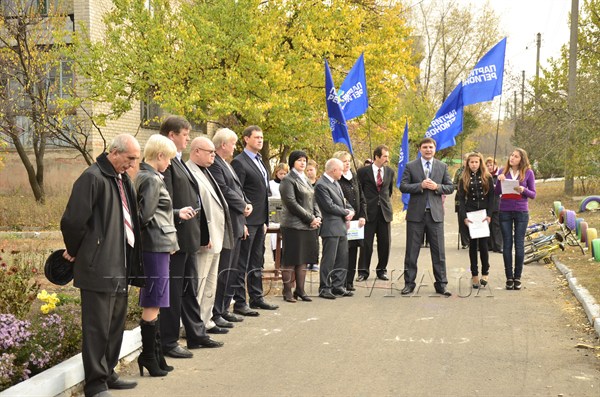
[61,134,144,397]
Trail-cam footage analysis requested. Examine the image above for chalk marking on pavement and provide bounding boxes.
[384,336,471,344]
[300,317,319,323]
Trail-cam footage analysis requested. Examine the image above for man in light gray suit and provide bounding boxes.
[187,137,234,334]
[400,137,455,296]
[314,158,355,299]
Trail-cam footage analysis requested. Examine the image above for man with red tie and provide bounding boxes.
[356,144,395,281]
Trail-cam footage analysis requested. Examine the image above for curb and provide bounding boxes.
[0,327,142,397]
[553,257,600,338]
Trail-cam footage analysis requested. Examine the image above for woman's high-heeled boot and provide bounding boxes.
[282,266,297,302]
[154,315,173,372]
[293,264,312,302]
[138,319,168,377]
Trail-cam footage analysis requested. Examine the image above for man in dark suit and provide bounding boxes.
[357,144,395,281]
[61,134,142,396]
[209,128,252,327]
[231,125,279,314]
[159,116,223,359]
[314,158,355,299]
[400,137,455,296]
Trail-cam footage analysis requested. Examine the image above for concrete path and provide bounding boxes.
[112,193,599,397]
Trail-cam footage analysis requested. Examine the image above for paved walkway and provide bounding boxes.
[112,193,600,397]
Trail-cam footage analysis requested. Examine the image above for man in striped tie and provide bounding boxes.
[61,134,144,397]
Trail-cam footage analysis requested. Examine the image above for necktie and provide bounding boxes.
[425,161,431,209]
[117,176,135,247]
[334,180,344,199]
[255,153,268,187]
[376,168,383,192]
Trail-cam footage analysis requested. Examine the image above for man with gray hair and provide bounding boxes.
[61,134,143,397]
[314,158,355,299]
[209,128,252,326]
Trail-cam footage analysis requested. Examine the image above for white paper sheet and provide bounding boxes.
[501,179,520,195]
[347,220,364,240]
[466,209,490,239]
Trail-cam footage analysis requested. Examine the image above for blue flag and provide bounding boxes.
[338,53,369,120]
[325,60,352,153]
[396,120,410,210]
[425,82,464,151]
[462,37,506,106]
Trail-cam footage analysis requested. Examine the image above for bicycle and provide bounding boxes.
[524,231,564,255]
[524,242,566,265]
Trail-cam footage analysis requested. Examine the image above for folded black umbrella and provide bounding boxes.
[44,249,74,286]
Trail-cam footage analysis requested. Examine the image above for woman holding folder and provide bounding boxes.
[494,148,537,291]
[457,152,494,289]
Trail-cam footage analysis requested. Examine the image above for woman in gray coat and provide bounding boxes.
[135,134,193,376]
[279,151,321,302]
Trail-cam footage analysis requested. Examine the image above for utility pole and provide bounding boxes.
[535,33,541,102]
[521,70,525,121]
[565,0,579,195]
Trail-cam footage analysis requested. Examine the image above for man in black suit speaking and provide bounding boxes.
[400,137,455,296]
[357,144,395,281]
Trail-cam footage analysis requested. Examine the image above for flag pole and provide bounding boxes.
[492,95,503,165]
[367,113,373,158]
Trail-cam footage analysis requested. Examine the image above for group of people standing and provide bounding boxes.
[59,117,536,397]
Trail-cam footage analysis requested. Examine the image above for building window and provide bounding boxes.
[140,91,163,129]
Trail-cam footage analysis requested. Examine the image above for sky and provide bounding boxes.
[457,0,572,80]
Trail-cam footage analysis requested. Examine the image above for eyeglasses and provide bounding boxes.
[197,148,216,155]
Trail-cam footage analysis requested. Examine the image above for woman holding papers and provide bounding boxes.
[279,150,321,302]
[457,152,494,289]
[494,148,537,291]
[334,151,367,291]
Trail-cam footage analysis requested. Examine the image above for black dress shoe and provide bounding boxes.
[164,345,193,359]
[207,326,229,334]
[233,306,260,317]
[435,288,452,297]
[222,312,244,322]
[356,274,368,282]
[319,290,336,299]
[377,273,389,281]
[401,286,415,295]
[107,378,137,390]
[91,391,113,397]
[346,285,356,291]
[213,317,234,328]
[250,300,279,310]
[332,287,354,297]
[188,337,224,349]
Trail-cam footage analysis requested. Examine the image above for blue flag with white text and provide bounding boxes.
[325,60,352,153]
[462,37,506,106]
[396,120,410,210]
[338,53,369,120]
[425,82,464,151]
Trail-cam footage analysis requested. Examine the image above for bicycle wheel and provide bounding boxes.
[580,222,588,244]
[593,239,600,262]
[524,251,547,265]
[587,228,597,249]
